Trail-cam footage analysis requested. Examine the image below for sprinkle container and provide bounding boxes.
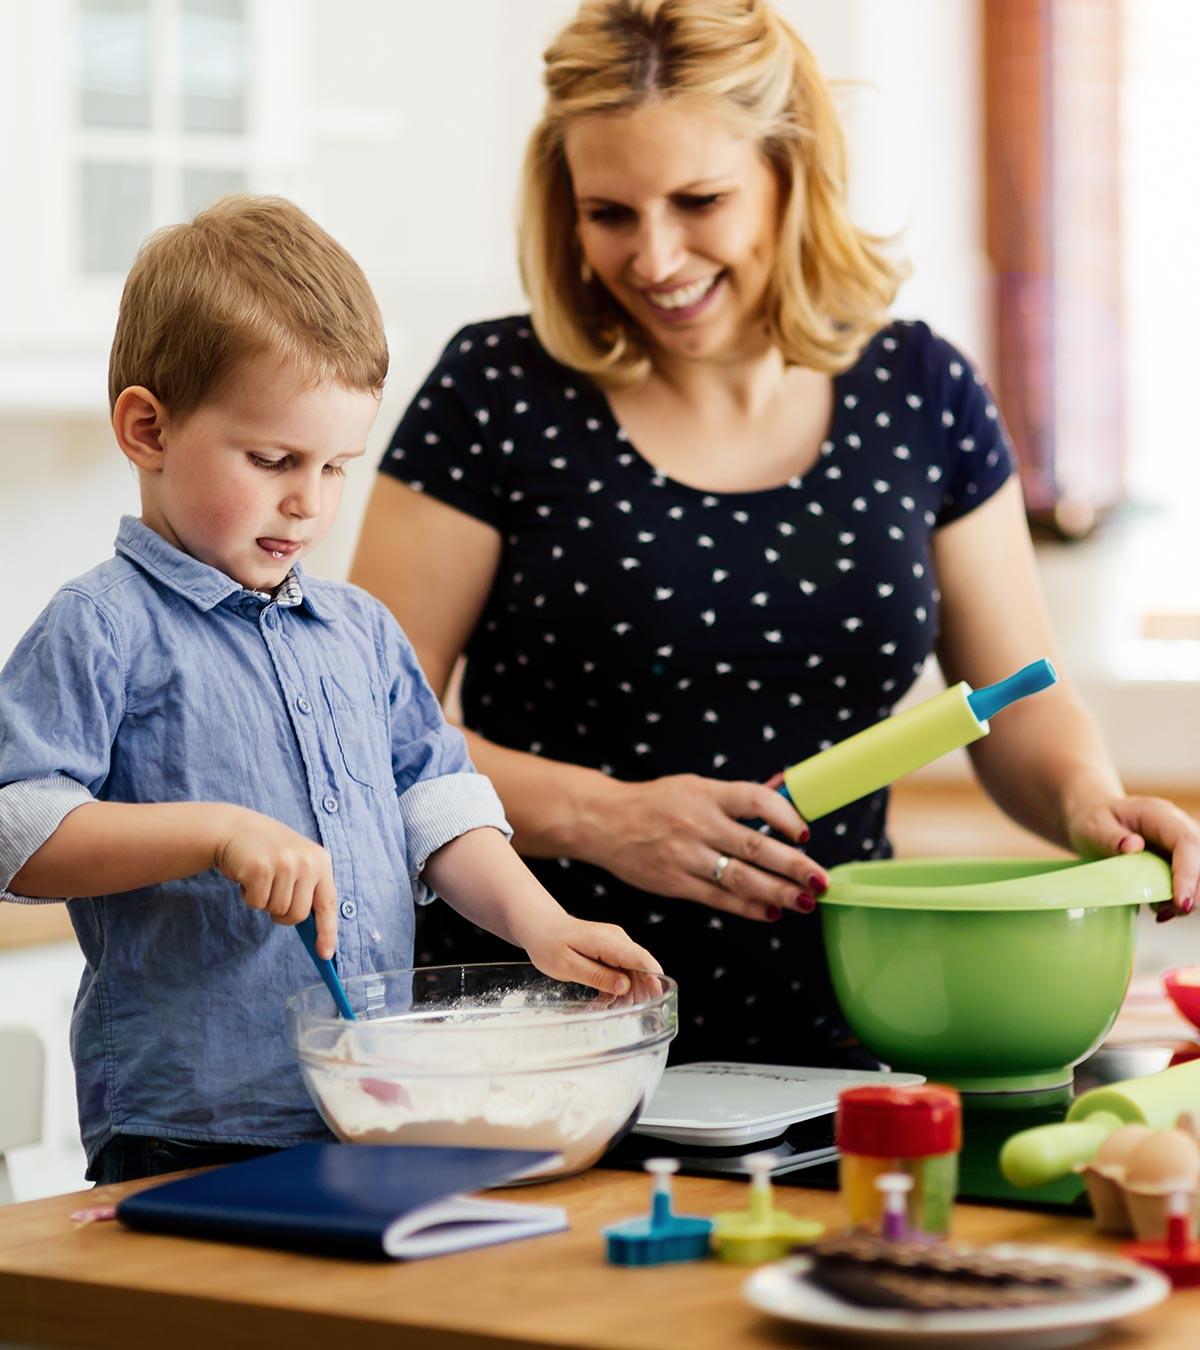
[837,1084,962,1236]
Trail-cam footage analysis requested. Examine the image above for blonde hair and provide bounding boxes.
[108,195,388,416]
[519,0,906,387]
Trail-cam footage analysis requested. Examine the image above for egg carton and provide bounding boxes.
[1079,1113,1200,1239]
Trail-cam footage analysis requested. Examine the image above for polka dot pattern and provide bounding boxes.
[382,315,1013,1065]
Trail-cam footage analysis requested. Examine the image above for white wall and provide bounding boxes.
[2,0,1192,758]
[0,0,990,628]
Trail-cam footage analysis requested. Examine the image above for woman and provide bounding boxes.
[351,0,1198,1065]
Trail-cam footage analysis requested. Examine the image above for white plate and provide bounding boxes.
[743,1244,1170,1348]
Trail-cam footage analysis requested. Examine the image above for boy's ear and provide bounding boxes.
[112,386,169,472]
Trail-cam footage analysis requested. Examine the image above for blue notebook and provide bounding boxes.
[116,1142,567,1260]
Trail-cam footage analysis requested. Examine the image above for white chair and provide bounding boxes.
[0,1025,45,1203]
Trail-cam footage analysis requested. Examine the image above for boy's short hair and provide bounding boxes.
[108,194,389,416]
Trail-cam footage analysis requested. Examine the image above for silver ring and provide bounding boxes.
[710,853,732,886]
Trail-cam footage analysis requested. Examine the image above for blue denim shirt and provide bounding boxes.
[0,517,508,1168]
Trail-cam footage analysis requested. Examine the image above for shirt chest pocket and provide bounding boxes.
[320,674,390,791]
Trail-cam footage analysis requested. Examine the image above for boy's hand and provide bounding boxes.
[519,914,663,998]
[212,808,339,958]
[422,828,664,998]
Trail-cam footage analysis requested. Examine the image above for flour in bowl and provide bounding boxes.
[303,1004,663,1176]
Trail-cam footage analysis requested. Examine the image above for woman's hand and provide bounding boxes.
[1066,794,1199,921]
[580,773,828,923]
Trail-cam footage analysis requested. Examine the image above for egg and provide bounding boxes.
[1123,1128,1200,1192]
[1092,1124,1153,1179]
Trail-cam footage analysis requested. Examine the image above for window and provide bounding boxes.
[985,0,1200,534]
[74,0,250,277]
[983,0,1124,537]
[79,0,152,129]
[1121,0,1200,516]
[0,1,304,411]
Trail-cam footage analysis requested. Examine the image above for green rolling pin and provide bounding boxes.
[778,659,1057,820]
[1001,1060,1200,1189]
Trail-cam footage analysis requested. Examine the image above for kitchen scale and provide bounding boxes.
[603,1043,1196,1211]
[603,1063,923,1180]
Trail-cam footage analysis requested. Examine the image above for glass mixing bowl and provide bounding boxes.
[286,963,676,1180]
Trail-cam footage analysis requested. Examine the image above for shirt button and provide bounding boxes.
[322,795,338,814]
[340,899,357,920]
[262,610,277,629]
[296,696,312,715]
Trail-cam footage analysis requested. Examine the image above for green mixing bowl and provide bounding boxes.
[820,854,1174,1094]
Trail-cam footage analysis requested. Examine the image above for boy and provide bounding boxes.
[0,196,659,1183]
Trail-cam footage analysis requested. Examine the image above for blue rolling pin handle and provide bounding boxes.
[966,659,1058,724]
[295,914,357,1020]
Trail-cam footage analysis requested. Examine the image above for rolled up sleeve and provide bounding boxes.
[0,776,94,902]
[0,588,123,902]
[398,772,511,904]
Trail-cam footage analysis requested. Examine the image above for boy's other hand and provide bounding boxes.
[521,915,663,998]
[212,808,339,958]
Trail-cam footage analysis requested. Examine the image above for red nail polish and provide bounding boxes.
[794,891,816,914]
[808,874,828,896]
[765,905,782,922]
[799,827,811,844]
[1183,896,1195,914]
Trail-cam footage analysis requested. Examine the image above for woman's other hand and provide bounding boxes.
[1067,794,1199,921]
[581,772,827,923]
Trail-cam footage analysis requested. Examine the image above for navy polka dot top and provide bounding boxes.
[380,315,1013,1065]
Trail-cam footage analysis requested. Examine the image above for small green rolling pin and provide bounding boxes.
[777,659,1058,821]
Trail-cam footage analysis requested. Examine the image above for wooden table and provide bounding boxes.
[1,1170,1197,1349]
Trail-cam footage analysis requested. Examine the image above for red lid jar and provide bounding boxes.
[837,1084,962,1158]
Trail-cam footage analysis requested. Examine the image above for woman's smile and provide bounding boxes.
[638,271,726,320]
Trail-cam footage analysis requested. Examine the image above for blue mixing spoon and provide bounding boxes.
[295,914,356,1020]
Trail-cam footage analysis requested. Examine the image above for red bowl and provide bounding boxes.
[1164,968,1200,1030]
